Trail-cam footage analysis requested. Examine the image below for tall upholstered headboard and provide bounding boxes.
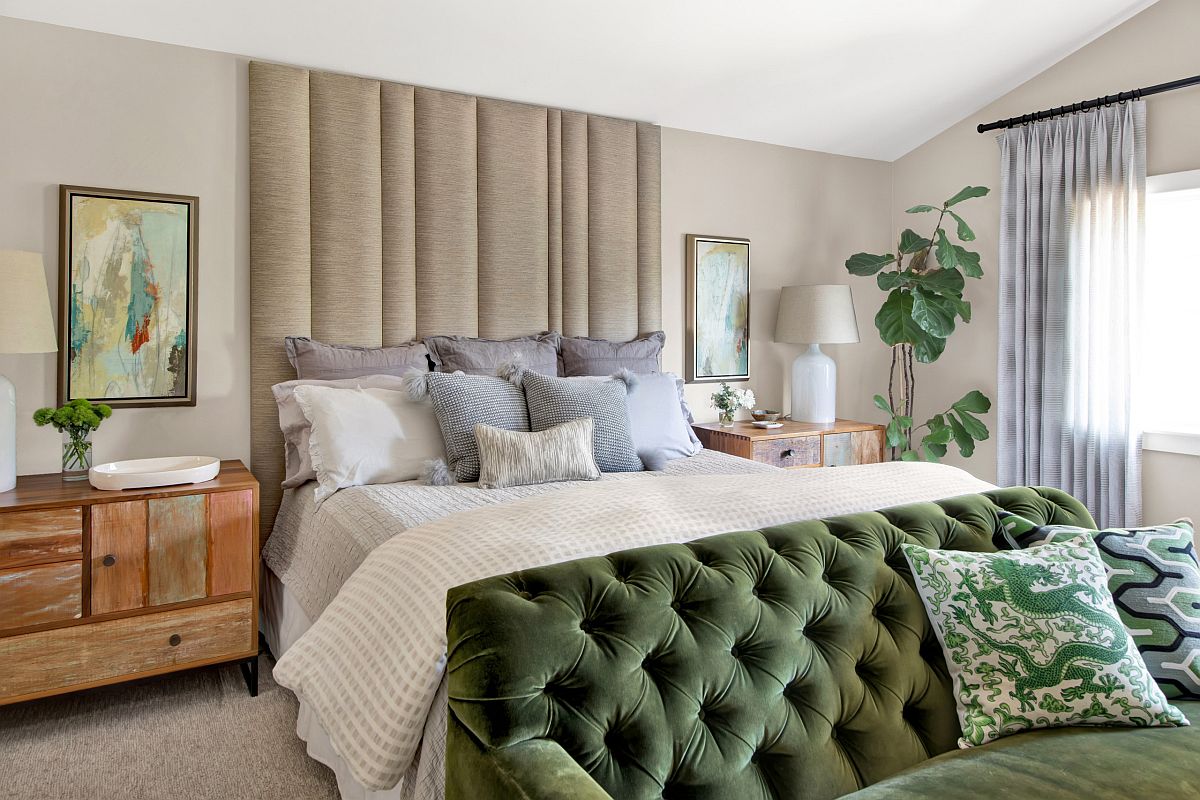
[248,61,662,534]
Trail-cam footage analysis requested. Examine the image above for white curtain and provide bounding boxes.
[997,101,1145,527]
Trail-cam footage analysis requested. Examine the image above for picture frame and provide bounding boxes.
[58,185,199,408]
[685,234,750,383]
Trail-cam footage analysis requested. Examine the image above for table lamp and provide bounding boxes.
[0,251,59,492]
[774,284,858,424]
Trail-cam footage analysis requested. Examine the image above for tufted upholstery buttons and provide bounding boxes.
[518,590,533,600]
[446,486,1097,800]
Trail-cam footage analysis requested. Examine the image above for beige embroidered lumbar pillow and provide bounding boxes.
[475,418,600,489]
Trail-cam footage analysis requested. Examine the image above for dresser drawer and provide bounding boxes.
[0,561,83,631]
[752,435,821,468]
[0,507,83,569]
[0,597,254,702]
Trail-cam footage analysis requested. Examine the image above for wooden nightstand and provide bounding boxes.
[693,419,886,470]
[0,460,259,705]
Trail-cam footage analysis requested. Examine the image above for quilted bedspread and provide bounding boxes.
[273,461,994,792]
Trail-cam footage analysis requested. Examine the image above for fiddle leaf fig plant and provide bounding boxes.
[846,185,992,462]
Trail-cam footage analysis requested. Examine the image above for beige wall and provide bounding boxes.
[0,17,896,478]
[661,128,893,424]
[0,17,250,475]
[891,0,1200,522]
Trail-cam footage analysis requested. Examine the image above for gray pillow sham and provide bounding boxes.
[625,373,703,469]
[521,371,642,473]
[425,333,559,376]
[558,331,665,376]
[285,336,430,380]
[423,372,530,482]
[475,419,600,489]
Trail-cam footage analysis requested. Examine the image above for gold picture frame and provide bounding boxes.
[685,234,750,383]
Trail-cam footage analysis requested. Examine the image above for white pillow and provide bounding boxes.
[292,385,445,502]
[272,374,412,488]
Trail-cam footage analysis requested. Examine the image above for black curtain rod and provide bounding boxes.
[976,74,1200,133]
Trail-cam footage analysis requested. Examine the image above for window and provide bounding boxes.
[1142,169,1200,455]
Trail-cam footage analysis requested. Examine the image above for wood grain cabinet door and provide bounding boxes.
[207,490,254,596]
[91,501,148,615]
[148,496,207,606]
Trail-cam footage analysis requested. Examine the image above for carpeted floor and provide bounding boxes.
[0,654,339,800]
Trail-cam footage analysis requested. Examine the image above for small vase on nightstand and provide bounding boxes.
[62,431,93,481]
[718,410,735,427]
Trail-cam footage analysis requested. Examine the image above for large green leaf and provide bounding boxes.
[944,186,989,208]
[922,441,948,462]
[925,415,953,444]
[906,204,938,214]
[847,252,896,276]
[912,288,957,338]
[947,210,975,242]
[947,414,976,457]
[873,394,892,413]
[954,409,989,440]
[952,390,991,414]
[874,290,924,347]
[877,270,908,291]
[913,329,947,363]
[934,229,982,277]
[950,297,972,323]
[899,450,920,462]
[913,265,965,298]
[899,228,932,254]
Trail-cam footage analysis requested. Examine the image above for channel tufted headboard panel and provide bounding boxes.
[249,61,662,534]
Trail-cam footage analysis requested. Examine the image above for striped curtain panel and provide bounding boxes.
[997,101,1146,527]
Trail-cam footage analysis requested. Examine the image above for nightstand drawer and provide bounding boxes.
[0,507,83,569]
[0,561,83,631]
[0,597,254,702]
[752,436,821,468]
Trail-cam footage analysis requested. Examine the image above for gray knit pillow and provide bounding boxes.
[521,371,642,472]
[475,419,600,489]
[423,372,530,482]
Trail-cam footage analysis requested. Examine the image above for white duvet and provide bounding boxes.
[273,462,994,792]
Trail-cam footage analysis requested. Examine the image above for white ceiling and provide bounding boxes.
[0,0,1158,160]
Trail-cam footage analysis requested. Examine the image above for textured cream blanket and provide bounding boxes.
[273,462,993,791]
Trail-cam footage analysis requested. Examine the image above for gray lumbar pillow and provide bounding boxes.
[411,370,531,483]
[520,371,642,473]
[425,333,559,376]
[475,419,601,489]
[557,331,665,376]
[284,336,430,380]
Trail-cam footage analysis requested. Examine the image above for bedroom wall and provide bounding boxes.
[890,0,1200,523]
[660,128,893,428]
[0,16,250,476]
[0,16,897,478]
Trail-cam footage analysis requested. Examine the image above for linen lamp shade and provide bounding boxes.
[774,284,858,424]
[0,250,58,494]
[774,284,859,345]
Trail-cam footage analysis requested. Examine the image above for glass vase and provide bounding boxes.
[62,432,93,481]
[718,410,735,427]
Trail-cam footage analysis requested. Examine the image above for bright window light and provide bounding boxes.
[1143,170,1200,436]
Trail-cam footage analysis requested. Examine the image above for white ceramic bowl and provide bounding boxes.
[89,456,221,491]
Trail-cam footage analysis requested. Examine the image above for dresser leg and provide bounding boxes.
[239,656,259,697]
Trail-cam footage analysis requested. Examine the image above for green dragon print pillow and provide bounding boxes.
[1000,514,1200,700]
[902,535,1188,747]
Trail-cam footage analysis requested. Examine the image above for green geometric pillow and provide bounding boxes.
[902,535,1188,747]
[1000,514,1200,700]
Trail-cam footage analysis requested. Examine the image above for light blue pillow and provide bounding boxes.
[624,373,701,469]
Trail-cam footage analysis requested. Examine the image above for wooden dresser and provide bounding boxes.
[0,460,259,706]
[693,419,886,469]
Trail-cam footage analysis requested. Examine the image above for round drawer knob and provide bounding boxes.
[169,634,182,647]
[102,554,116,567]
[781,449,795,459]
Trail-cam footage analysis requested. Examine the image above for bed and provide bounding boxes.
[262,458,994,800]
[247,60,995,800]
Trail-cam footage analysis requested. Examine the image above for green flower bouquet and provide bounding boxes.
[33,399,113,480]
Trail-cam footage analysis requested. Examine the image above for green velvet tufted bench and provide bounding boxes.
[444,487,1200,799]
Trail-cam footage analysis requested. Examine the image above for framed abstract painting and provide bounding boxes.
[685,234,750,383]
[58,185,199,407]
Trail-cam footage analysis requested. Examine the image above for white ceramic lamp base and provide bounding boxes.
[790,344,836,424]
[0,373,15,493]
